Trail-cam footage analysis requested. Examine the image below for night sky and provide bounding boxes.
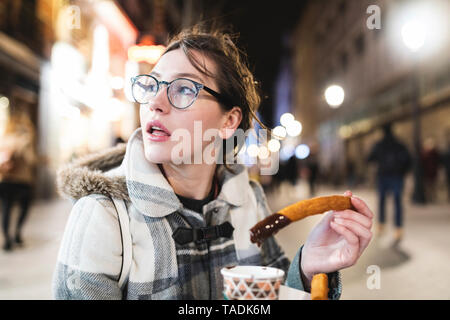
[204,1,307,127]
[120,0,307,126]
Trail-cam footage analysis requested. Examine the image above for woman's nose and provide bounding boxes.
[148,87,171,114]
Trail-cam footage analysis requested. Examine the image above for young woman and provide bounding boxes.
[53,27,373,300]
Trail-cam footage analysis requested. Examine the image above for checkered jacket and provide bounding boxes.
[52,128,341,300]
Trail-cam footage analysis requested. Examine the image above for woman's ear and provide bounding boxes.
[219,107,242,139]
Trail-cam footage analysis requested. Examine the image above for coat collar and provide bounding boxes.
[57,127,250,218]
[123,128,249,217]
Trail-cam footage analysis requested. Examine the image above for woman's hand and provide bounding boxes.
[300,191,373,286]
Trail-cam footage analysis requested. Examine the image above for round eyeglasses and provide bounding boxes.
[131,74,232,109]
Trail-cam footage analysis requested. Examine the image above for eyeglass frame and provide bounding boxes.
[131,74,233,109]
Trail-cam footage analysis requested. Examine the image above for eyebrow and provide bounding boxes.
[150,71,205,84]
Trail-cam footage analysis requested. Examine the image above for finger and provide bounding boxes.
[335,218,372,256]
[343,190,352,197]
[333,210,372,229]
[333,217,372,256]
[358,235,372,257]
[350,196,374,219]
[329,221,359,245]
[333,217,372,240]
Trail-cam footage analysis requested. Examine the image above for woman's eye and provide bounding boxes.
[147,84,158,92]
[179,86,195,95]
[137,82,156,92]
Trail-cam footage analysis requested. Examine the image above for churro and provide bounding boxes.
[311,273,329,300]
[250,195,353,246]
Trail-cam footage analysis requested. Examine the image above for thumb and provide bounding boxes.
[314,210,336,231]
[306,210,336,245]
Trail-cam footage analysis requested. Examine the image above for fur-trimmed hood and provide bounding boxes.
[57,128,250,218]
[56,142,130,202]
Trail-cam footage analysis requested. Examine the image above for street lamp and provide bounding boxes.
[401,21,427,52]
[402,20,426,204]
[325,85,345,108]
[386,0,448,203]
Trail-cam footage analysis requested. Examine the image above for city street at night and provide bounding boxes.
[0,0,449,303]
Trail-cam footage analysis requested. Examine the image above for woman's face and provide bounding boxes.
[140,48,229,165]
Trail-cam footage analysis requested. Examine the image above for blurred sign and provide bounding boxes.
[128,44,166,65]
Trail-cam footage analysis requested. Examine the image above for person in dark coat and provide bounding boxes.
[441,130,450,202]
[421,138,440,203]
[285,155,299,186]
[368,123,411,244]
[305,153,319,197]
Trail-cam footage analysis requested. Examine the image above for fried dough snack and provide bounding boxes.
[311,273,329,300]
[280,195,352,221]
[249,195,353,301]
[250,195,353,246]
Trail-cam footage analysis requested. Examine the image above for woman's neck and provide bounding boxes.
[160,162,217,200]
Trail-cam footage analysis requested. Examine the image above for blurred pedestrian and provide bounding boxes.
[285,155,298,186]
[368,123,411,244]
[305,152,319,197]
[421,138,440,203]
[441,130,450,202]
[346,159,356,187]
[114,135,125,145]
[0,112,37,251]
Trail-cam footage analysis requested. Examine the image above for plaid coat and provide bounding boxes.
[53,128,341,300]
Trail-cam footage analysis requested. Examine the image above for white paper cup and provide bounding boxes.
[220,266,285,300]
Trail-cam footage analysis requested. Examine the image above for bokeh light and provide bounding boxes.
[295,144,310,159]
[280,144,295,161]
[257,146,270,159]
[280,112,295,127]
[246,144,259,157]
[272,125,287,140]
[324,85,345,108]
[268,139,281,152]
[286,120,303,137]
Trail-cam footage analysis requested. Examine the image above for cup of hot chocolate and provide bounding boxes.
[220,265,285,300]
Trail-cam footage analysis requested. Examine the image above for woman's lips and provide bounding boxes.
[146,120,171,142]
[147,131,171,142]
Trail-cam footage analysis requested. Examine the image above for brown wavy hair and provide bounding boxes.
[163,25,270,172]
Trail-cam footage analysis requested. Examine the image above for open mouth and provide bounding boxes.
[146,120,171,137]
[149,126,170,136]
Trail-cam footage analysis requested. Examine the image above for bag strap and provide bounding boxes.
[111,197,132,290]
